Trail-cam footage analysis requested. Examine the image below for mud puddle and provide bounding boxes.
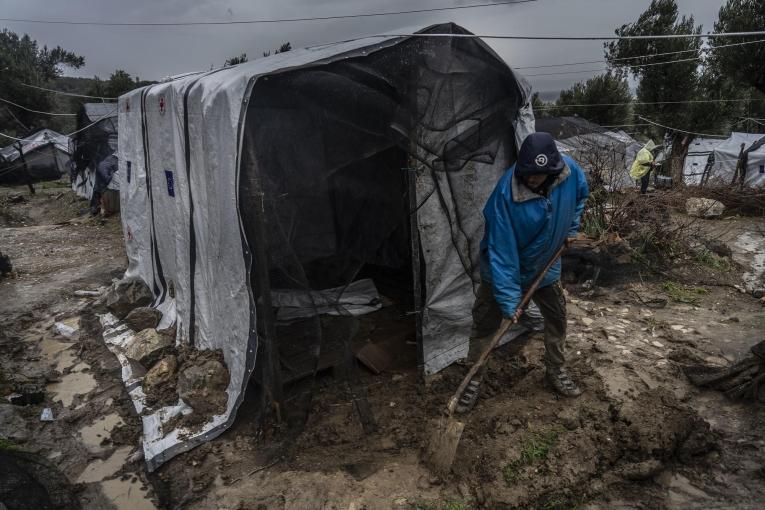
[77,446,133,484]
[78,413,125,451]
[47,362,97,408]
[100,477,156,510]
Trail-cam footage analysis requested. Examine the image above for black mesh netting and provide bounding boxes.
[69,105,117,190]
[238,25,525,435]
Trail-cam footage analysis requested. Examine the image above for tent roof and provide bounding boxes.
[0,128,70,163]
[535,116,605,139]
[83,102,119,123]
[715,131,765,154]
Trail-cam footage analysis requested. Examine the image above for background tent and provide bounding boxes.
[683,137,724,185]
[114,23,535,470]
[70,102,119,199]
[0,128,70,184]
[537,117,641,190]
[708,132,765,187]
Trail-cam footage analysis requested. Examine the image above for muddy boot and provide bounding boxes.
[545,367,582,397]
[455,373,484,414]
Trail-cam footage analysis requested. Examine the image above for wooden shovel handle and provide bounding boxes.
[446,243,566,416]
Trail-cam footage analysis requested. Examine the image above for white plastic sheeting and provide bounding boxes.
[558,130,641,190]
[272,279,382,322]
[683,137,723,185]
[117,25,535,470]
[710,132,765,187]
[0,129,70,163]
[0,129,70,182]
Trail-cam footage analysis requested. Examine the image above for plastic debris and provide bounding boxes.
[74,290,101,297]
[40,408,54,422]
[54,322,78,339]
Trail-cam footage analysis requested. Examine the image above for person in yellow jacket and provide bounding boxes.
[630,141,657,194]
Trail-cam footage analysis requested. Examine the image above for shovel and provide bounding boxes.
[423,243,567,476]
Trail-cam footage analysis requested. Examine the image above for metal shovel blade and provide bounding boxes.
[422,416,465,476]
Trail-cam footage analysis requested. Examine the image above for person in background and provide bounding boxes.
[91,153,117,216]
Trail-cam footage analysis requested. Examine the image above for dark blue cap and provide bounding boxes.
[516,132,565,176]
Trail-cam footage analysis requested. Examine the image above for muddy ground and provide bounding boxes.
[1,183,764,509]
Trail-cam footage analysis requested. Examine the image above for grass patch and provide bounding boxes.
[0,437,16,451]
[541,495,587,510]
[502,428,561,486]
[694,248,731,271]
[38,180,69,190]
[662,281,708,304]
[410,500,468,510]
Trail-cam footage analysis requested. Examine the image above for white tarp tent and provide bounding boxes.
[0,129,70,183]
[683,137,724,185]
[115,23,536,470]
[559,130,641,190]
[710,132,765,187]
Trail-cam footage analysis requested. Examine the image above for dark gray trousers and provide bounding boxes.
[467,280,567,368]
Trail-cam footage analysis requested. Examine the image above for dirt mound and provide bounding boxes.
[614,388,716,462]
[445,351,716,509]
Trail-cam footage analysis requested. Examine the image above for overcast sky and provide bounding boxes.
[1,0,727,98]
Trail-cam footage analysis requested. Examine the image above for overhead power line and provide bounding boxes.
[514,38,765,70]
[0,131,28,142]
[637,115,728,138]
[524,55,702,77]
[19,82,117,100]
[536,98,765,110]
[0,104,117,143]
[0,0,538,26]
[346,30,765,42]
[0,97,77,116]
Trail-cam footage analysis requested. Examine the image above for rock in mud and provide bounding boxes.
[617,459,663,480]
[157,322,177,340]
[78,312,103,342]
[124,328,174,366]
[143,355,179,407]
[124,307,162,331]
[686,197,725,218]
[97,277,153,319]
[177,353,229,416]
[0,404,29,442]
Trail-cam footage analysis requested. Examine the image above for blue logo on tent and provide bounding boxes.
[165,170,175,197]
[127,161,132,183]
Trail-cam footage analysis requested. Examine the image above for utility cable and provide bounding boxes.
[0,1,539,26]
[637,115,729,138]
[536,97,765,110]
[0,105,117,143]
[0,96,77,116]
[514,38,765,69]
[333,30,765,43]
[19,83,117,100]
[0,131,28,142]
[524,55,702,77]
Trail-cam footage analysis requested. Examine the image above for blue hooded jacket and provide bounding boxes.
[479,155,589,318]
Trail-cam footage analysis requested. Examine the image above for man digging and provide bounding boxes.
[457,132,589,412]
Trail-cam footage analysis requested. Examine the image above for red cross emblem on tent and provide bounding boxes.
[159,96,166,115]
